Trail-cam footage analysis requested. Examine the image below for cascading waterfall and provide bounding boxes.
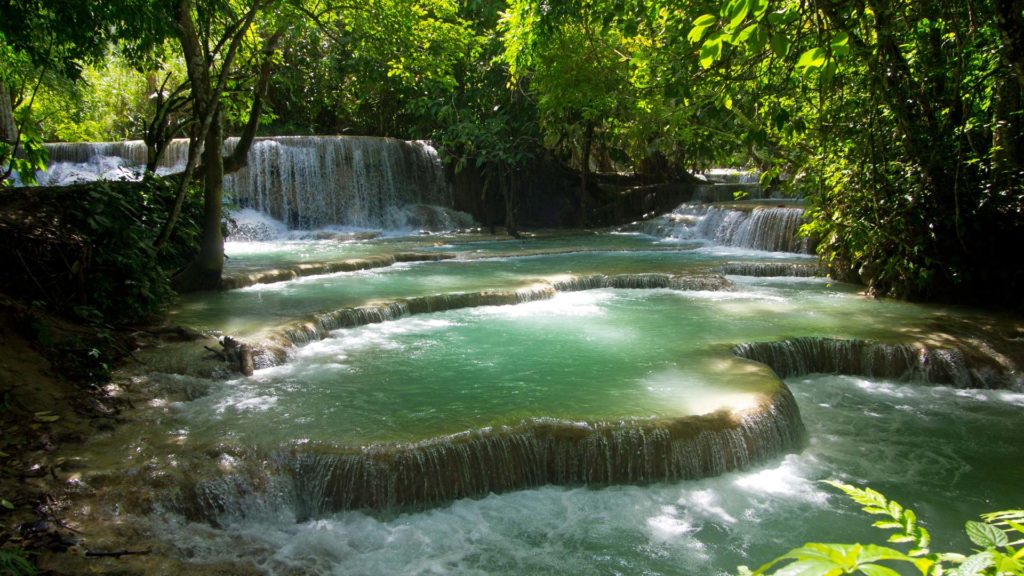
[642,204,812,253]
[251,274,734,366]
[550,273,733,292]
[225,136,454,229]
[261,283,561,362]
[35,136,467,231]
[721,262,823,277]
[733,337,1017,389]
[219,252,455,290]
[168,385,805,523]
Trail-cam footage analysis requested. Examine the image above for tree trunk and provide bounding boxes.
[173,109,225,291]
[995,0,1024,90]
[0,79,15,146]
[578,122,594,227]
[504,164,520,238]
[224,29,283,175]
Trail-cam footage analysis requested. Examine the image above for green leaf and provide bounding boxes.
[770,33,790,58]
[796,47,827,71]
[726,0,749,31]
[857,565,901,576]
[830,31,850,57]
[751,0,769,20]
[688,24,711,44]
[1,499,13,509]
[723,94,733,109]
[957,552,994,576]
[693,14,717,27]
[747,24,768,55]
[699,35,723,69]
[966,521,1009,548]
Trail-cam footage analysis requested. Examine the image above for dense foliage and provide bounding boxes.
[743,482,1024,575]
[0,176,202,325]
[1,0,1021,304]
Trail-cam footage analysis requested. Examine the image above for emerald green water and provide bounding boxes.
[174,276,943,449]
[176,289,781,446]
[97,229,1021,575]
[181,234,813,335]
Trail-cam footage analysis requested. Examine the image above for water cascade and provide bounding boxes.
[251,273,733,365]
[171,386,804,523]
[219,252,456,290]
[225,136,456,229]
[642,204,812,253]
[721,262,823,277]
[734,337,1018,389]
[36,136,467,231]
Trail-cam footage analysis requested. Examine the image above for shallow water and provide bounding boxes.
[171,281,949,447]
[155,375,1024,576]
[84,219,1022,575]
[180,234,816,336]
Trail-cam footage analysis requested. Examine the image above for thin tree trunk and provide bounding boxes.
[578,123,594,227]
[995,0,1024,90]
[0,79,15,145]
[173,108,226,291]
[224,29,283,175]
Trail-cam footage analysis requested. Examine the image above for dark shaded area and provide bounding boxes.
[0,177,201,325]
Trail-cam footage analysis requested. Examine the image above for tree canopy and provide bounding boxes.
[1,0,1020,305]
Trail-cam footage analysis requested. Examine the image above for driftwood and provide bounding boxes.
[206,336,254,376]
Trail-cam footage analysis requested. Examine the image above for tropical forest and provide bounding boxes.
[0,0,1022,574]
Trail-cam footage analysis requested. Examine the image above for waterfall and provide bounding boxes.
[721,262,823,277]
[225,136,452,229]
[35,136,464,230]
[219,252,455,290]
[642,205,812,254]
[168,385,804,523]
[733,337,1016,389]
[550,273,733,292]
[251,274,733,366]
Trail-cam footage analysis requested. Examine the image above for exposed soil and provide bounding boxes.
[0,294,123,573]
[0,293,260,575]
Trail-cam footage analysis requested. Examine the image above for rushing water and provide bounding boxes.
[34,136,470,231]
[149,375,1024,576]
[53,195,1022,575]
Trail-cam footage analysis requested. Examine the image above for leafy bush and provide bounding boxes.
[0,175,202,326]
[741,482,1024,575]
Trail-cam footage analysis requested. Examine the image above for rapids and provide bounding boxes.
[32,147,1021,574]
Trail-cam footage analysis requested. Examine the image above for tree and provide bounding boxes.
[0,0,169,185]
[692,0,1024,307]
[155,0,290,291]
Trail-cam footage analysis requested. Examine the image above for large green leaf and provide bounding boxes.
[830,31,850,57]
[688,23,711,44]
[699,34,723,69]
[957,552,994,576]
[726,0,749,31]
[693,13,717,27]
[966,521,1009,548]
[795,47,827,71]
[751,0,769,20]
[770,33,790,58]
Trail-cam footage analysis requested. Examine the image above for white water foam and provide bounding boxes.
[150,372,1024,575]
